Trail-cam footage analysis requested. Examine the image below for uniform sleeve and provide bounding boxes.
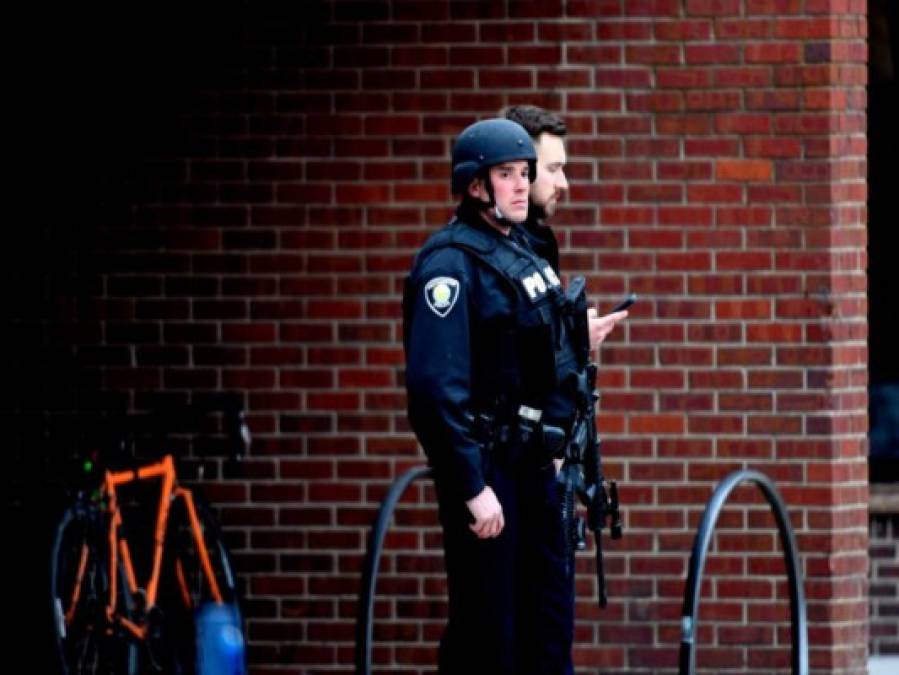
[404,249,485,502]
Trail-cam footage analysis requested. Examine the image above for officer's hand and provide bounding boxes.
[465,486,505,539]
[587,308,628,351]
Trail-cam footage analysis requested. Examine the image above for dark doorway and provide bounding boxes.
[868,0,899,483]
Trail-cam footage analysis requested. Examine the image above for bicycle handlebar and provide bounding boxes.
[67,397,251,481]
[153,398,251,461]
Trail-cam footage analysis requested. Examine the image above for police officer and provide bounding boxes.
[403,118,622,675]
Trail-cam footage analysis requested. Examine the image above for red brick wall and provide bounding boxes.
[9,1,869,673]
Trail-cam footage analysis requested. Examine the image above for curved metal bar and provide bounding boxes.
[355,465,433,675]
[678,469,808,675]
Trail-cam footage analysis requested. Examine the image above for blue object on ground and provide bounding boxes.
[196,602,246,675]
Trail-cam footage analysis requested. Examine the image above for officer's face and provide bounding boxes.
[469,161,531,224]
[530,133,568,217]
[488,161,531,223]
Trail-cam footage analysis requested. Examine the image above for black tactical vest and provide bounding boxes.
[405,216,587,421]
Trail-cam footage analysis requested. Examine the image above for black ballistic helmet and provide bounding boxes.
[451,118,537,195]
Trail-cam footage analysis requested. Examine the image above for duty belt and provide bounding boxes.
[470,405,547,460]
[515,405,586,466]
[472,404,587,469]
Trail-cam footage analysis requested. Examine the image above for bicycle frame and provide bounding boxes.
[67,454,224,641]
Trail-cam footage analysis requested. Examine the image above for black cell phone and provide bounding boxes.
[611,293,637,312]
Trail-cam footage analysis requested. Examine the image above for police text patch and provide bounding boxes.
[424,276,460,318]
[520,266,561,301]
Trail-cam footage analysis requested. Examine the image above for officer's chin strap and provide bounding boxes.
[482,177,519,231]
[493,204,517,228]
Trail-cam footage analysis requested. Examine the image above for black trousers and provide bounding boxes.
[436,459,575,675]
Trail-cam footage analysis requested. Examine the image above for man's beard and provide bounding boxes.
[531,188,564,220]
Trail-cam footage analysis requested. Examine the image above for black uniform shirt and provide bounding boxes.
[405,213,516,501]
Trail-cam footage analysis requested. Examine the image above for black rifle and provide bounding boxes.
[576,365,622,608]
[550,276,623,608]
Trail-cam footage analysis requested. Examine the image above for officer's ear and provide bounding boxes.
[467,176,487,200]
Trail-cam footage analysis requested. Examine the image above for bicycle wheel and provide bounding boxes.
[150,492,243,674]
[50,506,121,675]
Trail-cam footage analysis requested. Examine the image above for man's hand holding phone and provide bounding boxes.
[587,293,636,351]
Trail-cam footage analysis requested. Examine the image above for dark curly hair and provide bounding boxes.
[502,104,567,138]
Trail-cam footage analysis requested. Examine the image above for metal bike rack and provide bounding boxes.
[357,466,807,675]
[355,465,432,675]
[678,469,808,675]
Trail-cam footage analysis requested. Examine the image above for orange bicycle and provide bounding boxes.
[50,405,249,674]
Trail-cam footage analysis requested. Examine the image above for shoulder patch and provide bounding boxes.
[424,276,460,318]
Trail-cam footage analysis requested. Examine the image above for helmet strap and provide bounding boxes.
[483,174,518,230]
